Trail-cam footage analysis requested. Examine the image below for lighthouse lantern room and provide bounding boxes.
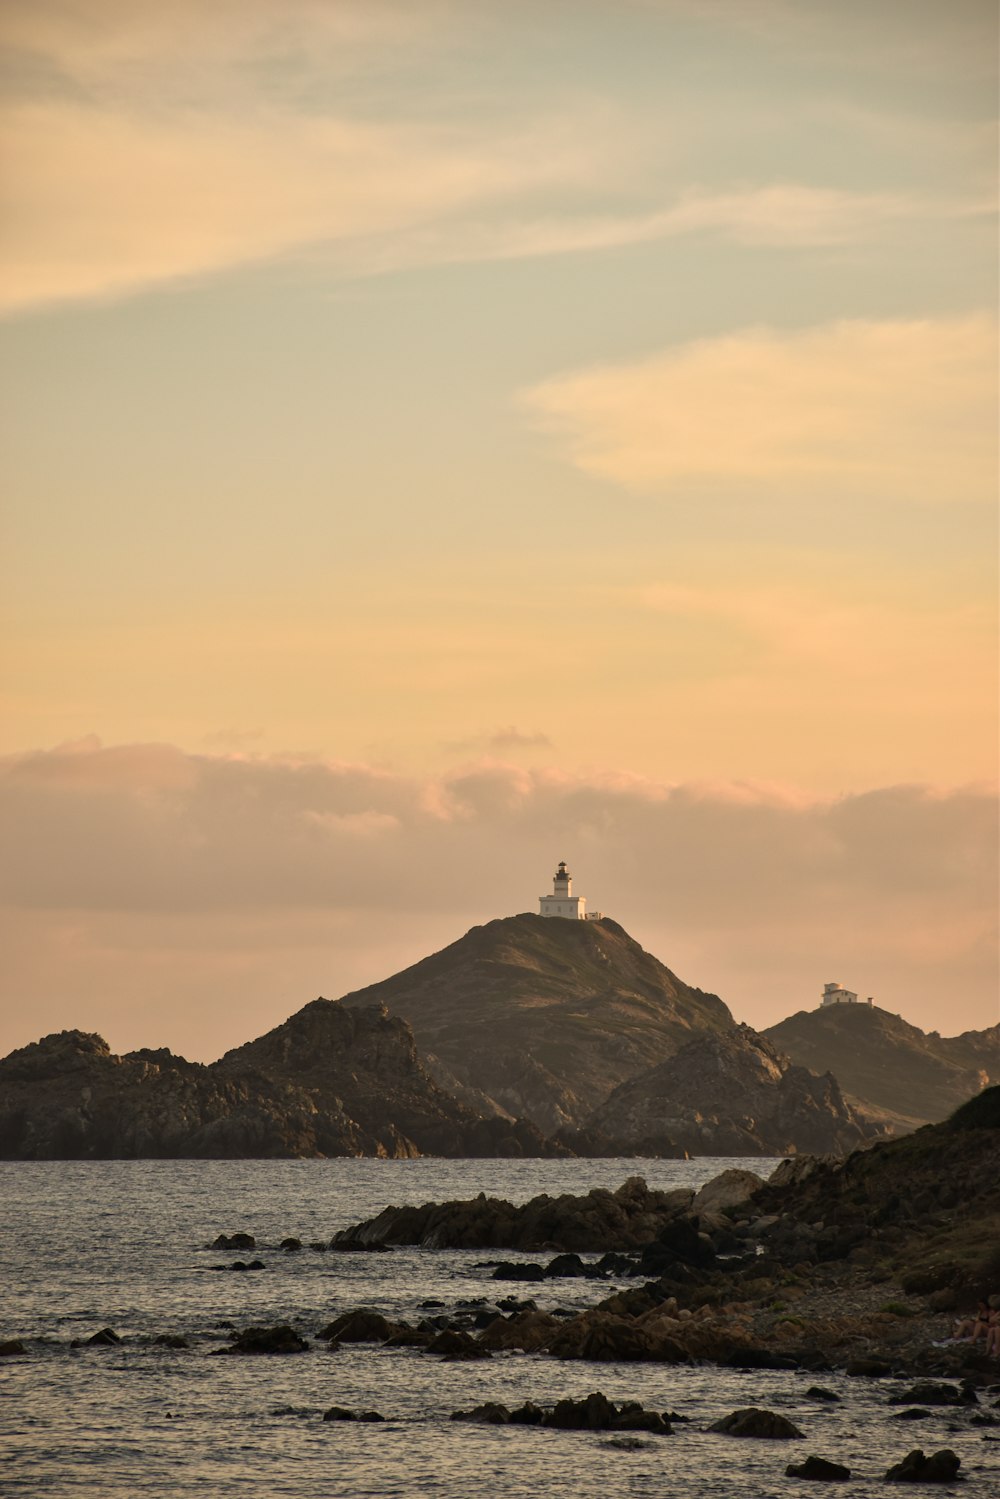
[539,861,587,920]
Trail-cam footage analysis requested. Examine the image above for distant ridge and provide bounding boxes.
[763,1004,999,1132]
[339,913,734,1134]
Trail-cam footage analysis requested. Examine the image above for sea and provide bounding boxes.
[1,1157,995,1498]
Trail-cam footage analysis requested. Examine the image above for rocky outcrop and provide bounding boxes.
[708,1408,804,1439]
[0,1002,561,1160]
[322,1091,1000,1377]
[582,1026,875,1157]
[884,1449,962,1484]
[785,1456,851,1480]
[333,1175,694,1252]
[764,1005,999,1133]
[451,1391,673,1434]
[339,914,733,1134]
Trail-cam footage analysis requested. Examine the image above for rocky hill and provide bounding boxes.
[0,1002,557,1160]
[578,1025,875,1156]
[1,918,928,1160]
[763,1004,999,1132]
[339,914,733,1134]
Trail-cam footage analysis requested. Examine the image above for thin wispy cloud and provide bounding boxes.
[3,1,990,312]
[523,315,998,504]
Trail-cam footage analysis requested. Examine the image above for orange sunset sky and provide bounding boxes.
[1,0,997,1059]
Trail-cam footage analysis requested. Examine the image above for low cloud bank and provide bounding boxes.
[1,741,995,1058]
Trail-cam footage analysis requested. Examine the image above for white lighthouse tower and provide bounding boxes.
[539,860,587,920]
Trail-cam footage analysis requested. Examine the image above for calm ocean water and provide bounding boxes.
[1,1158,996,1497]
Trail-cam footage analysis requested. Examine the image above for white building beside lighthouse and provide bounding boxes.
[820,981,872,1009]
[539,861,604,920]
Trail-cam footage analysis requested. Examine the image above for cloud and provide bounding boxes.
[488,727,553,750]
[523,316,998,504]
[324,184,981,279]
[3,0,989,313]
[0,740,995,1057]
[446,727,554,754]
[1,99,600,315]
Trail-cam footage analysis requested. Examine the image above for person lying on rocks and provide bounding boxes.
[951,1301,990,1343]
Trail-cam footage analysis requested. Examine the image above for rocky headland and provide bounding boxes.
[574,1024,873,1157]
[764,1003,999,1132]
[0,1001,557,1159]
[338,913,734,1134]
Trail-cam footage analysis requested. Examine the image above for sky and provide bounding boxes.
[1,0,997,1061]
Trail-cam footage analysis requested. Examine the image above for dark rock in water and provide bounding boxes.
[452,1393,670,1434]
[893,1409,934,1421]
[547,1392,616,1431]
[805,1387,840,1403]
[547,1312,662,1363]
[723,1347,799,1371]
[491,1261,545,1282]
[153,1334,189,1349]
[785,1455,851,1480]
[609,1406,671,1434]
[329,1237,392,1253]
[478,1309,561,1353]
[884,1448,963,1483]
[544,1392,670,1433]
[451,1402,515,1425]
[229,1258,266,1271]
[79,1327,120,1347]
[279,1237,302,1251]
[216,1325,309,1355]
[845,1358,893,1378]
[424,1329,490,1360]
[0,1339,27,1356]
[318,1310,399,1344]
[383,1328,431,1348]
[322,1406,385,1423]
[545,1252,591,1278]
[709,1408,804,1439]
[889,1382,977,1407]
[213,1232,256,1250]
[510,1403,546,1426]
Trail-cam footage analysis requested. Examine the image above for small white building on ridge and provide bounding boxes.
[820,981,873,1009]
[539,861,602,921]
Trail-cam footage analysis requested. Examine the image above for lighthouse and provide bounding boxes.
[539,860,587,920]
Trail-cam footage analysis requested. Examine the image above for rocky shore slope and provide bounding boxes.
[332,1087,1000,1375]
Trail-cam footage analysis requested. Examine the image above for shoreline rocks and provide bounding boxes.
[451,1391,673,1434]
[333,1176,698,1252]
